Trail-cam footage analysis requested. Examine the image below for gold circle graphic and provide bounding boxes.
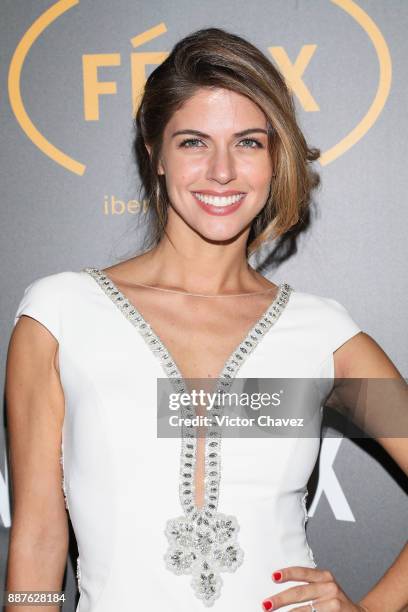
[7,0,392,174]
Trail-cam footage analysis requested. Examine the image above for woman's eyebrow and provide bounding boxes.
[171,128,268,139]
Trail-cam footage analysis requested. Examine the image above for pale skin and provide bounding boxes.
[5,86,408,612]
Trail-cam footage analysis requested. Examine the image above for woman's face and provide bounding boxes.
[155,87,274,244]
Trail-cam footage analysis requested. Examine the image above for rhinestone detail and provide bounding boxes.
[76,556,82,593]
[83,267,293,606]
[59,443,69,511]
[301,488,317,568]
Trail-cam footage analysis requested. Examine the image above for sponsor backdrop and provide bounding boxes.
[1,1,407,609]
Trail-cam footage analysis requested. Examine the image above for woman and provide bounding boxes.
[6,27,407,612]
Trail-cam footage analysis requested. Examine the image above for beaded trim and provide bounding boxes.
[83,267,293,606]
[76,556,82,593]
[59,443,69,511]
[301,488,317,567]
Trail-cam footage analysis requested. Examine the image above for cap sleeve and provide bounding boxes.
[317,297,362,379]
[13,275,62,343]
[324,297,361,353]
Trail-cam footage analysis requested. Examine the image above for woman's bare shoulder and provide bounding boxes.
[101,255,151,281]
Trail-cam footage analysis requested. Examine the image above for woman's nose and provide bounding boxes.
[206,147,237,183]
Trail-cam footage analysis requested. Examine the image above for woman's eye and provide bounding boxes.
[179,138,204,148]
[238,138,263,148]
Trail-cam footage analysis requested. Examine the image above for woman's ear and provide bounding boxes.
[145,143,165,175]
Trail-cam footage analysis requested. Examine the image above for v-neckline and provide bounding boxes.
[82,267,294,385]
[82,266,295,605]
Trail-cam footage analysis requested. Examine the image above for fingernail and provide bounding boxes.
[272,571,282,581]
[262,600,273,611]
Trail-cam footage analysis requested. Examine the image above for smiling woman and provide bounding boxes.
[134,27,321,259]
[6,25,407,612]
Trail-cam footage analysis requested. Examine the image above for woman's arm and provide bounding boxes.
[5,315,68,612]
[333,331,408,612]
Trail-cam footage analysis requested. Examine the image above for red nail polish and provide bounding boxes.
[262,600,273,611]
[272,571,282,581]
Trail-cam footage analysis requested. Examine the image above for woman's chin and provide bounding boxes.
[192,223,248,245]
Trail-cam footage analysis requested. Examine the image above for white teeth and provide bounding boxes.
[193,192,245,206]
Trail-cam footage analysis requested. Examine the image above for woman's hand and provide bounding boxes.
[261,566,369,611]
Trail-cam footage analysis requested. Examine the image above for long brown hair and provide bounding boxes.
[133,27,320,258]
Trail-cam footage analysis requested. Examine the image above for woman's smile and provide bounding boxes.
[191,190,247,215]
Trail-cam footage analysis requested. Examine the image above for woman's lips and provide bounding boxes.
[192,192,247,216]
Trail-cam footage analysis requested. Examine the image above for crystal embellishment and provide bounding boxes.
[83,267,293,606]
[76,556,82,593]
[59,443,69,511]
[164,511,244,606]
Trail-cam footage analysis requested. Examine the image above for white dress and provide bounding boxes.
[13,267,362,611]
